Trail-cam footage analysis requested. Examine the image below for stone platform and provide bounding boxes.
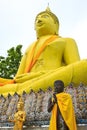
[0,125,87,130]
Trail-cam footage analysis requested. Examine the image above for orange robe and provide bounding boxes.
[49,92,77,130]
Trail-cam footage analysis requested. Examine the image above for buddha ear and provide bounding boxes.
[54,23,59,35]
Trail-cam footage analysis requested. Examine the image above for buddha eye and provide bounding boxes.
[42,15,49,18]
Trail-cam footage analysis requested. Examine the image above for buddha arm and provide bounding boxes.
[16,53,27,76]
[63,38,80,64]
[16,45,31,77]
[19,112,26,122]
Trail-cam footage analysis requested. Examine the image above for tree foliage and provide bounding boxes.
[0,45,23,79]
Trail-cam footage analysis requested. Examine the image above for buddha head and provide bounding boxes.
[17,97,24,111]
[35,7,59,38]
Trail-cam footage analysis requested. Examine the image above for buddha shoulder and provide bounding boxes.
[62,37,77,46]
[49,37,66,47]
[54,37,76,44]
[24,42,36,55]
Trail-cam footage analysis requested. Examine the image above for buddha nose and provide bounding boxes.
[36,19,42,24]
[38,19,42,23]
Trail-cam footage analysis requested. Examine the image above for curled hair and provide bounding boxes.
[36,11,59,25]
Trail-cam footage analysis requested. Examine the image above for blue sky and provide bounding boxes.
[0,0,87,59]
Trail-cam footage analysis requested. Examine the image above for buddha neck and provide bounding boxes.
[37,34,58,40]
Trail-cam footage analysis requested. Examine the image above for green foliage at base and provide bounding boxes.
[0,45,23,79]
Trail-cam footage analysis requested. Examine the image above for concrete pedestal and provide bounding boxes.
[0,125,87,130]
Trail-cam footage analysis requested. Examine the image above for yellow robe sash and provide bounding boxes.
[0,35,58,86]
[0,78,14,86]
[49,92,77,130]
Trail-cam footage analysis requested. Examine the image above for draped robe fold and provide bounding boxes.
[49,92,77,130]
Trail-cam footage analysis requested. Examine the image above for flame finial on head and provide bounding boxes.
[18,96,24,106]
[46,3,51,12]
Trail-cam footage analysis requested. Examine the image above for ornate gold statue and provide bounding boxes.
[0,7,87,96]
[9,97,26,130]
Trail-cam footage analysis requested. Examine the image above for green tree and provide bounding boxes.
[0,45,23,79]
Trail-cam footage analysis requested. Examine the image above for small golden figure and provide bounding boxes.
[9,97,26,130]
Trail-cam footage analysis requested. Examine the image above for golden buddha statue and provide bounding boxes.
[0,7,87,96]
[9,97,26,130]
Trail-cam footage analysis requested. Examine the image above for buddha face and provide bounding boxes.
[17,103,23,111]
[17,103,21,110]
[35,12,58,38]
